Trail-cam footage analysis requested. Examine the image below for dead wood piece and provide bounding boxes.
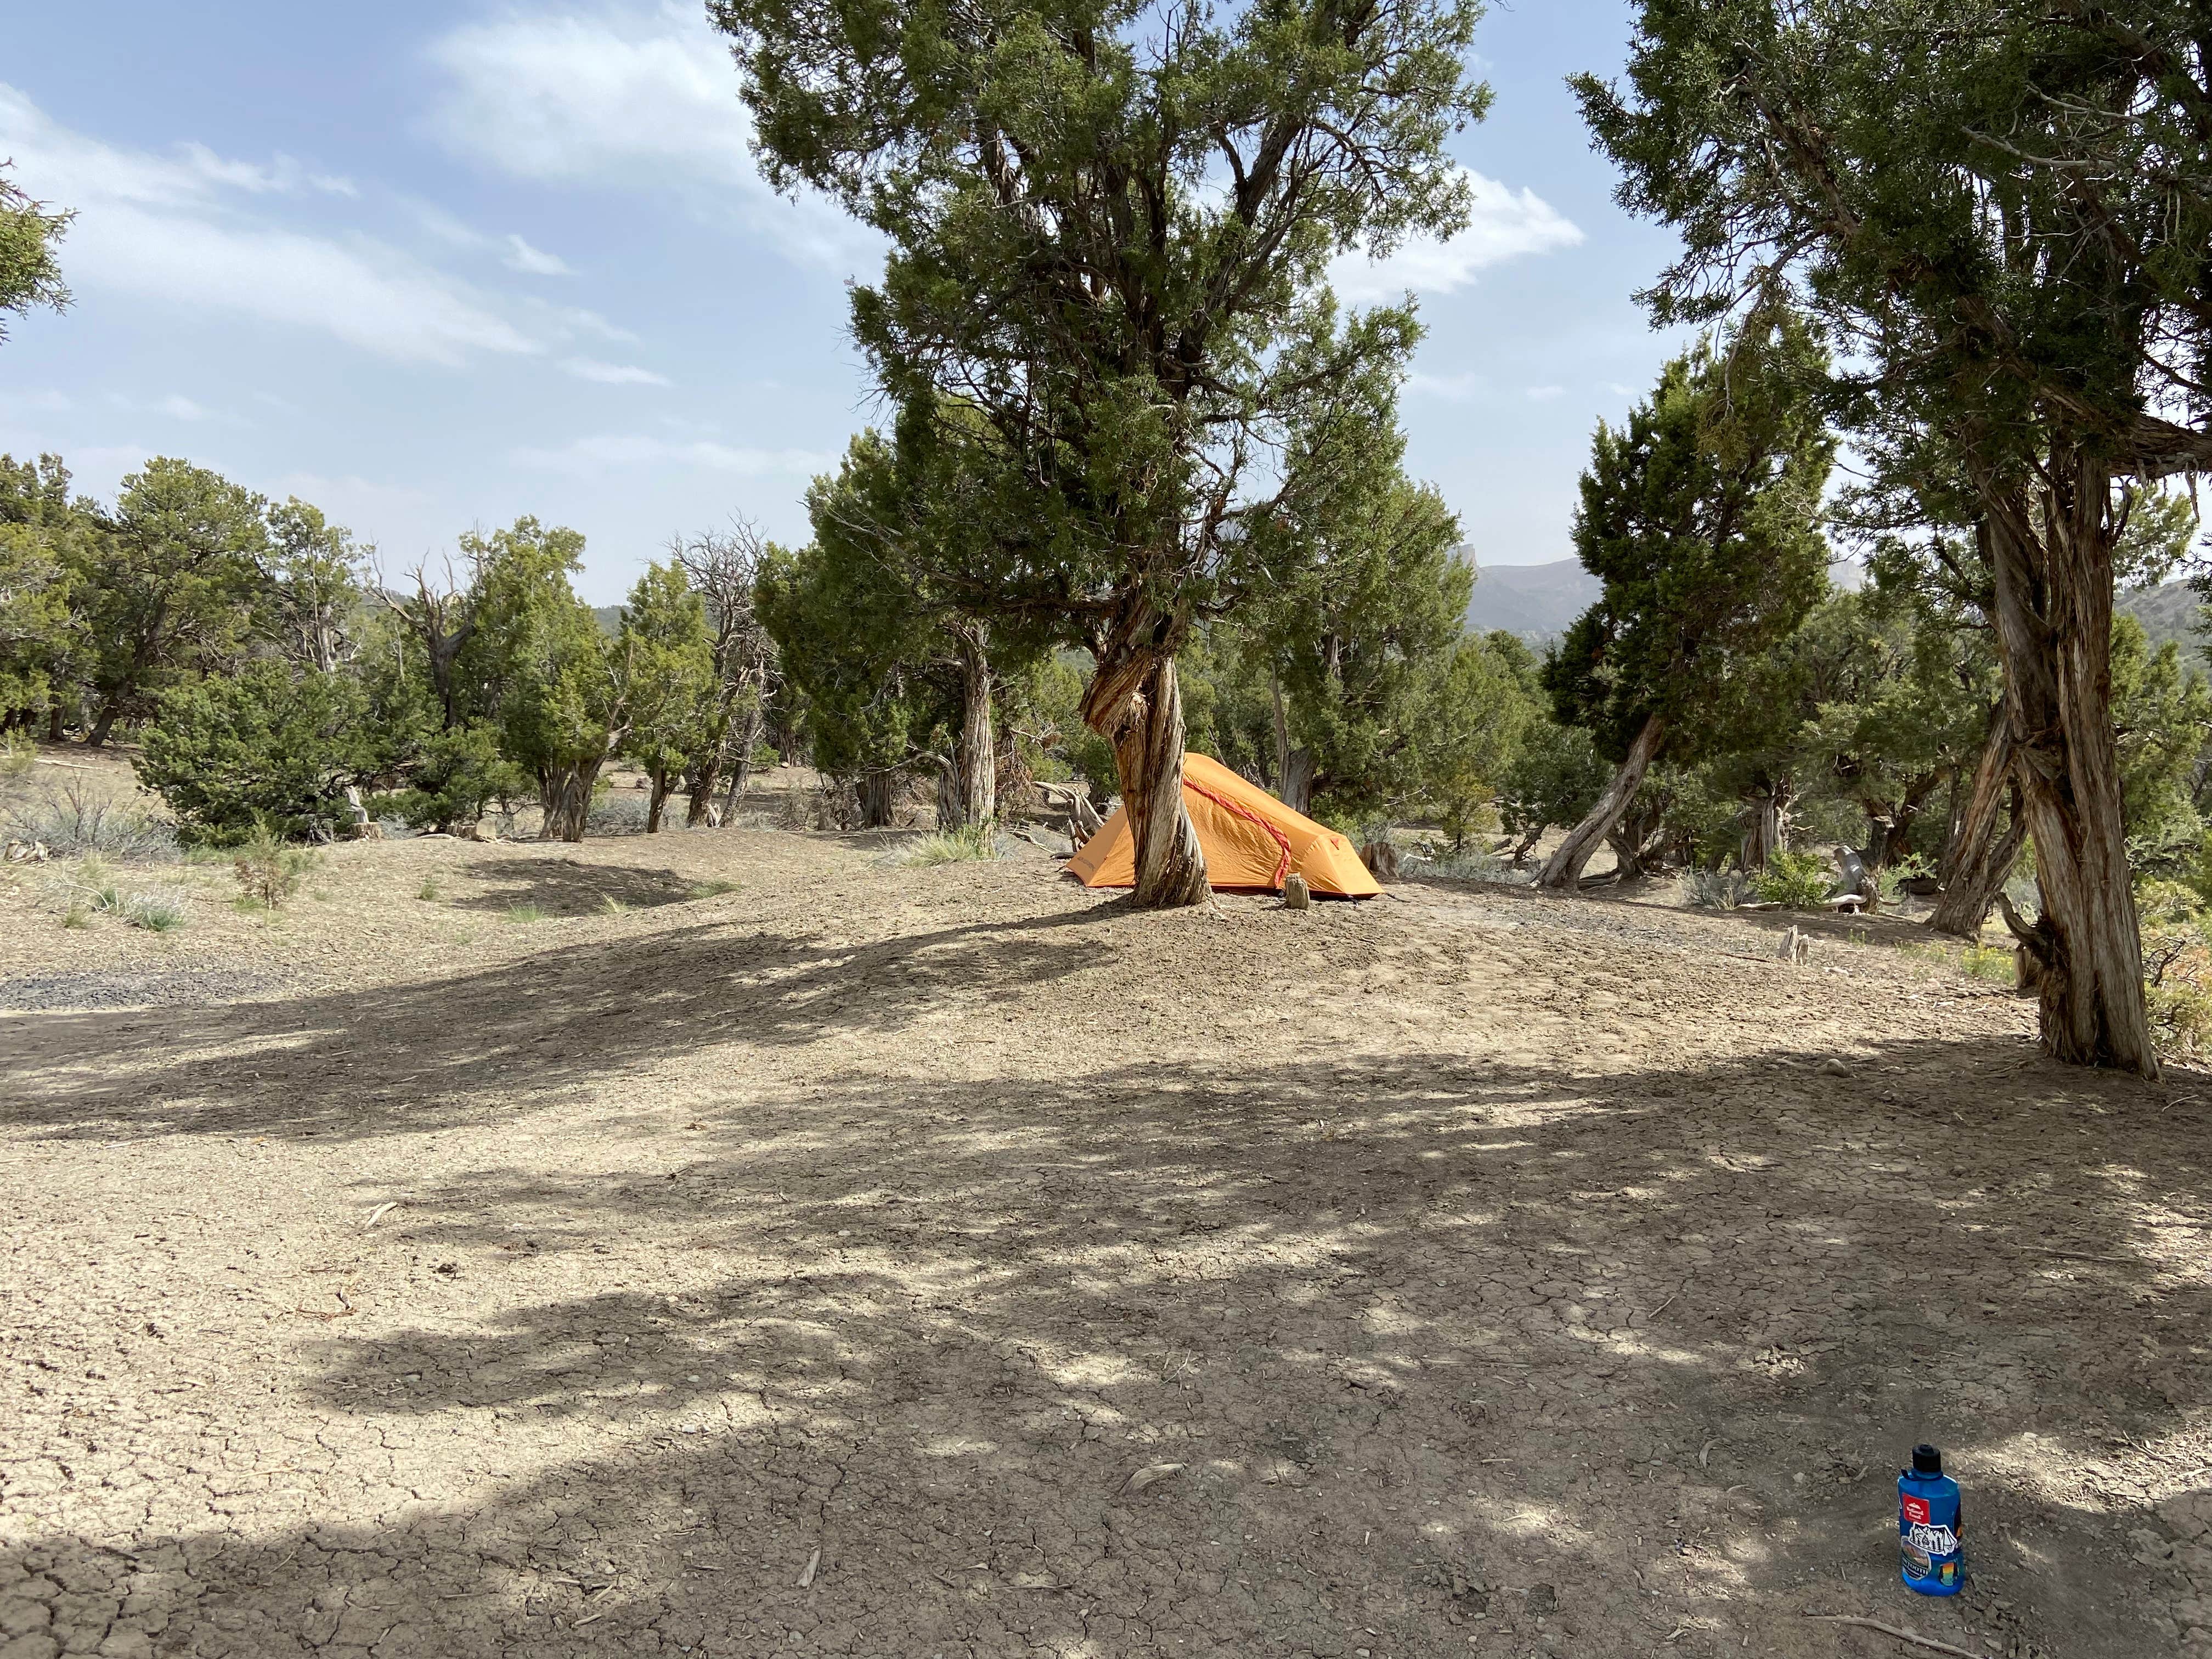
[1803,1613,1980,1659]
[1283,873,1311,911]
[1777,925,1810,964]
[1359,840,1402,883]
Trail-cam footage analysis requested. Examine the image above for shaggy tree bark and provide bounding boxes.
[1082,617,1207,906]
[716,701,766,823]
[1980,476,2157,1075]
[646,764,674,833]
[685,753,723,827]
[1738,780,1791,872]
[1929,710,2020,938]
[854,770,899,828]
[1538,713,1667,891]
[539,759,602,843]
[954,623,995,829]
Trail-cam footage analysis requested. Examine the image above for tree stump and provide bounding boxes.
[1776,924,1809,963]
[1283,873,1311,910]
[1360,840,1402,883]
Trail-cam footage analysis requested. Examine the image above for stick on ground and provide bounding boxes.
[1804,1612,1981,1658]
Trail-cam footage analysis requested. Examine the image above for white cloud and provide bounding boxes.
[1405,370,1488,403]
[177,143,356,198]
[103,392,213,420]
[1525,385,1565,402]
[509,433,830,476]
[504,233,573,276]
[423,3,873,268]
[563,358,670,386]
[0,84,543,366]
[1330,169,1583,303]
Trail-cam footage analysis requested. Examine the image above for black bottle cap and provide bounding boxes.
[1911,1444,1943,1475]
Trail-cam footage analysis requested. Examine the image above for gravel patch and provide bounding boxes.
[0,964,295,1011]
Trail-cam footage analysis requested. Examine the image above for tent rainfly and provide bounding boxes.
[1064,752,1379,897]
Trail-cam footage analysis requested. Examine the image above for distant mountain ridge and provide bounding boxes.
[2118,580,2205,664]
[1461,556,1601,644]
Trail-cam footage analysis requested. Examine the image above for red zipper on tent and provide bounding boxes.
[1183,778,1294,889]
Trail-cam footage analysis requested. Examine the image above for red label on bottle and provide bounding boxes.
[1901,1496,1931,1525]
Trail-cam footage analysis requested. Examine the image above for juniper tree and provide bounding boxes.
[1576,0,2212,1070]
[712,0,1492,904]
[1537,313,1833,890]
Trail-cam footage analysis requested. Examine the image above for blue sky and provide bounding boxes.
[0,1,1681,606]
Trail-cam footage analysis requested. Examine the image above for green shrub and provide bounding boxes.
[506,902,550,923]
[137,662,366,844]
[1876,852,1935,907]
[232,825,321,909]
[370,723,525,834]
[121,891,187,932]
[1753,848,1833,909]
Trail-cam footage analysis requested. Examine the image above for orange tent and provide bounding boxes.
[1065,752,1380,897]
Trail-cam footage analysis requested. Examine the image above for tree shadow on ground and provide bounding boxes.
[2,904,1115,1143]
[443,855,725,917]
[12,1036,2208,1657]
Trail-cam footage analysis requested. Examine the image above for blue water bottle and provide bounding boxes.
[1898,1444,1963,1595]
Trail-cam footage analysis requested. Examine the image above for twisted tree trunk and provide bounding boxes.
[1930,707,2023,938]
[539,759,602,843]
[719,699,765,822]
[954,623,995,828]
[1980,469,2156,1075]
[1081,608,1208,906]
[1538,713,1667,891]
[685,750,723,827]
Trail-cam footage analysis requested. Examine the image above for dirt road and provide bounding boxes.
[4,829,2209,1657]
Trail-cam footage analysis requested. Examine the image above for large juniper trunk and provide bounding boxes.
[854,770,899,828]
[1081,612,1208,906]
[1539,713,1667,891]
[954,623,995,829]
[1981,467,2157,1075]
[1279,748,1315,816]
[685,749,724,827]
[539,759,602,843]
[1739,779,1792,872]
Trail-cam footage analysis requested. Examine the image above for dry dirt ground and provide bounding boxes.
[5,804,2212,1659]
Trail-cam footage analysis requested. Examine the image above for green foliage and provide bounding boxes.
[231,825,320,908]
[136,661,367,843]
[2111,616,2212,873]
[1544,309,1835,765]
[0,453,83,719]
[1753,848,1833,910]
[1498,715,1611,855]
[0,165,70,340]
[76,458,270,741]
[121,891,187,932]
[614,560,717,804]
[370,720,524,834]
[715,0,1492,802]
